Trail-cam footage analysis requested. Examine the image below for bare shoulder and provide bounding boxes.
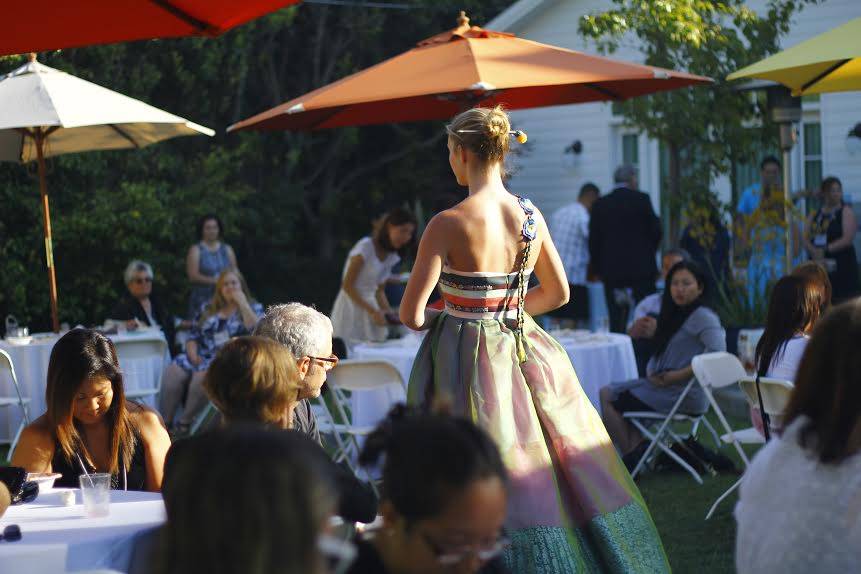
[187,244,200,257]
[20,415,53,445]
[128,403,167,436]
[425,209,461,235]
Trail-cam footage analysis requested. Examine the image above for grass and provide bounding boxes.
[634,412,761,573]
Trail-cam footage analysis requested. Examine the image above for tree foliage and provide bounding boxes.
[0,1,508,331]
[579,0,819,237]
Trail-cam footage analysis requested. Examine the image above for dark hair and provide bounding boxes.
[760,155,781,170]
[159,426,334,574]
[783,300,861,464]
[359,405,507,525]
[791,262,832,308]
[579,182,600,199]
[373,207,417,255]
[755,276,826,377]
[196,214,223,241]
[820,175,842,194]
[652,261,709,357]
[46,329,136,474]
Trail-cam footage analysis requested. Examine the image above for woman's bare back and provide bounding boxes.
[443,191,544,274]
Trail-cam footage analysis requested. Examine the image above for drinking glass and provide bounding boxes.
[79,473,111,517]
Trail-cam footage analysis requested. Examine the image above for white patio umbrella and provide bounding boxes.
[0,54,214,332]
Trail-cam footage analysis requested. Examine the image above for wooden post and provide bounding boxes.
[34,127,60,333]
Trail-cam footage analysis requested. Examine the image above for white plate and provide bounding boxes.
[5,336,33,345]
[27,472,63,492]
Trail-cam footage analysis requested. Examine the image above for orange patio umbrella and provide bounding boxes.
[0,0,301,56]
[229,12,712,133]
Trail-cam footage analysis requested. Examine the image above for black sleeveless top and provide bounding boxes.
[812,204,860,301]
[52,427,148,491]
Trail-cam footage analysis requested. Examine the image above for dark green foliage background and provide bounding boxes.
[0,1,508,331]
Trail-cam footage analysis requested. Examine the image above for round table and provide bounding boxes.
[552,331,639,410]
[0,488,164,574]
[0,331,170,441]
[349,331,637,428]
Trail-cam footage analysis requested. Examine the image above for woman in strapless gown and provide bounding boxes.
[399,106,669,574]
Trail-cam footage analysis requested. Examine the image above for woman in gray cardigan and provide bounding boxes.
[599,260,725,466]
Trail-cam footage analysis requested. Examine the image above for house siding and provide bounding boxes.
[489,0,861,235]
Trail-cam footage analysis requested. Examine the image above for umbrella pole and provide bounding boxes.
[34,128,60,333]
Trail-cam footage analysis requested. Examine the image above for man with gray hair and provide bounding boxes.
[589,164,662,333]
[110,260,176,354]
[253,302,336,444]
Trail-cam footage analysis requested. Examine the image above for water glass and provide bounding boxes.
[596,316,610,334]
[79,473,111,517]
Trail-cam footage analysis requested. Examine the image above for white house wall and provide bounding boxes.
[490,0,861,228]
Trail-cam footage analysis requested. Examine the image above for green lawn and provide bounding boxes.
[635,413,761,573]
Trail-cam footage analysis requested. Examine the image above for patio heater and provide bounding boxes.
[765,85,802,273]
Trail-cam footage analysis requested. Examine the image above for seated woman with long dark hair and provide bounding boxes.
[599,261,726,467]
[735,299,861,573]
[12,329,171,491]
[347,405,509,574]
[748,273,828,435]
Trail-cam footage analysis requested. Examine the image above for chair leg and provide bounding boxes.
[627,379,697,480]
[706,477,743,520]
[699,417,721,448]
[704,389,750,467]
[7,420,25,463]
[629,419,703,484]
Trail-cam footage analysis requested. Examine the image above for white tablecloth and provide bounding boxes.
[349,331,638,428]
[0,488,164,573]
[0,331,170,441]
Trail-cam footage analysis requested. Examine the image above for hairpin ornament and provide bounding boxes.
[455,129,528,144]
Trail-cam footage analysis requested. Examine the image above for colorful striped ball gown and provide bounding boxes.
[407,200,669,573]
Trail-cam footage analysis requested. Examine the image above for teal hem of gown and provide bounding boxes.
[503,502,671,574]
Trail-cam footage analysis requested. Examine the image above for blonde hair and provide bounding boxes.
[200,269,255,323]
[446,105,520,163]
[203,336,302,426]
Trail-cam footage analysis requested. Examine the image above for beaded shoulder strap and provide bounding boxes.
[515,196,536,363]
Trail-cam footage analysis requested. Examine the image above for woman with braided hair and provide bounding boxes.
[399,106,668,573]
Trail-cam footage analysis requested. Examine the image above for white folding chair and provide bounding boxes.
[315,360,405,484]
[113,336,168,403]
[703,376,794,519]
[189,401,219,435]
[623,377,718,484]
[0,349,30,462]
[738,376,794,434]
[691,352,753,467]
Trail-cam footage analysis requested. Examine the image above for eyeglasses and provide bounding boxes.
[308,354,339,371]
[132,277,153,284]
[421,531,510,565]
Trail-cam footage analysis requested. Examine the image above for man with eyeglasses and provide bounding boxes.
[109,260,176,356]
[253,302,338,444]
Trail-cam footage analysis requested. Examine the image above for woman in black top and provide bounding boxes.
[348,406,510,574]
[110,260,176,355]
[12,329,170,491]
[806,176,859,302]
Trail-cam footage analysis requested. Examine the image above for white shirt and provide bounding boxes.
[735,416,861,573]
[549,201,590,285]
[631,292,662,323]
[765,335,809,381]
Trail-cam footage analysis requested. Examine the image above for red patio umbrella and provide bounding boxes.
[0,0,301,56]
[228,12,712,132]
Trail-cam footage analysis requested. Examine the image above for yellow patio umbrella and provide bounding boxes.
[727,17,861,95]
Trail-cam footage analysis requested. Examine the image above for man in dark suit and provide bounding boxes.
[589,164,662,333]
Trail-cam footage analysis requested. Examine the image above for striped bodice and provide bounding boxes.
[439,266,533,321]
